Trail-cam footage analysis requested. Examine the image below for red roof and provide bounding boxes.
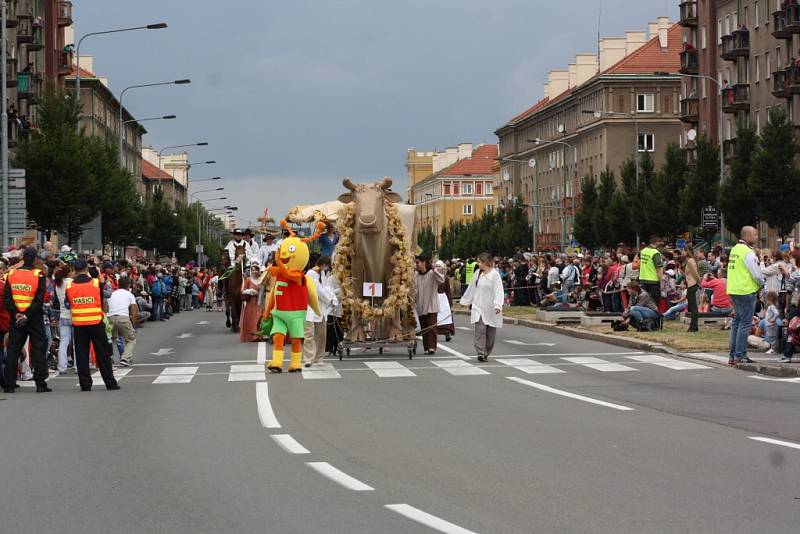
[68,65,96,78]
[142,160,172,181]
[503,24,681,127]
[438,144,499,177]
[604,25,682,74]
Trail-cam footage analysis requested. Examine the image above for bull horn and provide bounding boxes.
[380,177,393,190]
[342,177,357,191]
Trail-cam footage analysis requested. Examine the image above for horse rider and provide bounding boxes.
[224,228,257,265]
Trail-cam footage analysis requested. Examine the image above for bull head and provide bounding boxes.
[338,177,402,233]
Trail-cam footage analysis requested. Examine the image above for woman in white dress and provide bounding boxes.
[459,252,505,361]
[434,261,454,342]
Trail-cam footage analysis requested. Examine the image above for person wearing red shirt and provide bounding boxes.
[701,273,733,313]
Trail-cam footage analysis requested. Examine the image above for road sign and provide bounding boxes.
[701,206,719,230]
[363,282,383,298]
[569,239,579,248]
[676,239,687,249]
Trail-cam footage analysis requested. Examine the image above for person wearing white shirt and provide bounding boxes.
[460,252,505,362]
[107,277,139,367]
[257,233,280,267]
[303,256,337,367]
[224,229,256,263]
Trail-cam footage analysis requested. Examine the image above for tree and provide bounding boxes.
[98,144,143,254]
[607,190,636,247]
[592,169,615,247]
[418,225,435,255]
[645,142,688,239]
[679,135,720,228]
[749,106,800,238]
[719,120,758,235]
[139,189,183,256]
[573,175,598,249]
[13,84,104,241]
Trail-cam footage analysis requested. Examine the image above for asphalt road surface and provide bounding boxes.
[1,310,798,533]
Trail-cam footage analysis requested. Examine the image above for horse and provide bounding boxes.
[225,245,246,333]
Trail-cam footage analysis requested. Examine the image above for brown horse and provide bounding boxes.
[225,246,246,333]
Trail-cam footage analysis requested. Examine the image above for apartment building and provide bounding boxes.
[408,143,498,245]
[496,18,682,251]
[142,147,190,207]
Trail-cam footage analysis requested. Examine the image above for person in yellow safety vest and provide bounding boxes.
[65,258,120,392]
[637,235,665,304]
[3,247,50,393]
[726,225,779,367]
[464,258,477,292]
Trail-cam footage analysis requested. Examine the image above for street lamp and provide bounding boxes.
[187,160,217,169]
[118,79,190,166]
[75,22,168,130]
[528,138,577,251]
[498,156,539,252]
[190,188,225,202]
[665,71,726,245]
[124,115,176,125]
[189,176,222,183]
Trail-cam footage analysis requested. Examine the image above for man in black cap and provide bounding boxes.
[224,228,254,264]
[64,259,119,391]
[4,247,50,393]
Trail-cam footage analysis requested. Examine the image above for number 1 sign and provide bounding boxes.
[362,282,383,298]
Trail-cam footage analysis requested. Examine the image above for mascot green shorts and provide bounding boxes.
[270,309,307,339]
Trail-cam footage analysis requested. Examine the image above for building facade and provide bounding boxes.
[141,147,189,207]
[497,18,682,251]
[408,143,498,245]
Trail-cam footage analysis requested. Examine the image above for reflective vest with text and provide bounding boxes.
[7,268,41,312]
[66,278,104,326]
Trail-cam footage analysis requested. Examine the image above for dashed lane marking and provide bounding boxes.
[385,504,480,534]
[306,462,374,491]
[748,436,800,451]
[507,377,635,411]
[271,434,310,454]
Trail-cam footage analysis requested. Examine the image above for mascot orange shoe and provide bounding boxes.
[263,221,323,373]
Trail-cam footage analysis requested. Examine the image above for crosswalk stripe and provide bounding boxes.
[561,356,638,372]
[499,358,565,374]
[228,363,266,382]
[432,359,490,376]
[303,363,342,380]
[91,367,132,382]
[154,366,198,384]
[626,354,710,370]
[364,361,416,377]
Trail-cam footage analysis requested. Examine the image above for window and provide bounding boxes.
[462,204,473,216]
[766,52,771,79]
[443,183,451,196]
[777,46,782,67]
[755,1,759,28]
[717,19,723,44]
[475,182,483,196]
[637,94,655,112]
[725,15,730,37]
[701,26,707,49]
[453,183,460,195]
[744,6,749,28]
[637,133,655,152]
[755,55,760,83]
[756,110,761,135]
[486,183,493,195]
[462,183,473,195]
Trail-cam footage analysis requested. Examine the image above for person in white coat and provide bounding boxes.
[303,256,337,367]
[459,252,504,362]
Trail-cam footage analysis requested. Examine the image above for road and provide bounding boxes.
[1,309,798,533]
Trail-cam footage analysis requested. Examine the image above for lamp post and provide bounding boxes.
[158,142,208,205]
[671,71,726,246]
[498,156,539,252]
[528,138,577,252]
[187,160,216,169]
[189,176,221,183]
[118,79,189,167]
[1,0,9,246]
[193,195,227,267]
[75,23,168,131]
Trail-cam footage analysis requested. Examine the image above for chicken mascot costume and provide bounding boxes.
[263,220,323,373]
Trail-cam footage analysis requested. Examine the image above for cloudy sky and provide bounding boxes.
[76,0,677,227]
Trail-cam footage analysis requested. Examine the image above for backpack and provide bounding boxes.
[151,280,164,298]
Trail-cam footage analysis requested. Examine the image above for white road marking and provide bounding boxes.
[135,359,256,367]
[271,434,310,454]
[91,368,132,382]
[685,352,731,364]
[432,359,490,376]
[228,372,265,382]
[148,348,174,356]
[153,366,198,384]
[499,358,564,374]
[749,375,800,383]
[561,356,638,372]
[455,326,471,331]
[507,377,635,411]
[176,333,193,339]
[230,364,265,373]
[385,504,480,534]
[437,343,470,360]
[303,363,342,380]
[256,382,281,428]
[256,342,267,364]
[306,462,374,491]
[626,354,710,370]
[481,351,646,358]
[196,320,210,325]
[748,436,800,451]
[505,340,556,347]
[365,361,416,377]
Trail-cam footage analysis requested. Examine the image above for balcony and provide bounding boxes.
[17,71,42,103]
[773,10,791,39]
[16,14,33,44]
[679,1,698,27]
[723,138,736,163]
[721,84,750,113]
[59,50,73,74]
[57,0,72,26]
[720,30,749,61]
[787,5,800,33]
[786,65,800,95]
[773,67,790,98]
[680,50,699,75]
[27,25,44,52]
[6,58,17,89]
[679,96,699,123]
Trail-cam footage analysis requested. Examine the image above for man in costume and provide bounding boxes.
[263,221,324,373]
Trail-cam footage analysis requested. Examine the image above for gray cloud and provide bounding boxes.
[74,0,677,224]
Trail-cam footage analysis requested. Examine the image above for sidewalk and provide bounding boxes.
[454,307,800,378]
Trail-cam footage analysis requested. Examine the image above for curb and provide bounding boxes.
[453,309,800,377]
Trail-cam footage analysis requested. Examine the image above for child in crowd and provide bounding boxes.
[764,291,782,355]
